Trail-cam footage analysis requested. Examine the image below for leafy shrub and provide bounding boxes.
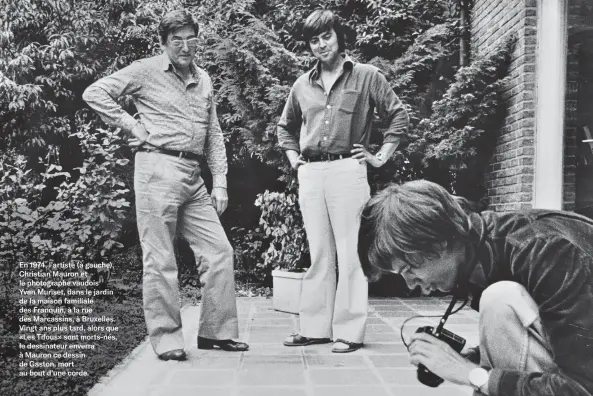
[247,190,310,283]
[0,123,131,290]
[409,38,515,199]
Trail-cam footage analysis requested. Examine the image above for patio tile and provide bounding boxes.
[369,299,406,305]
[248,325,295,333]
[365,324,397,333]
[244,343,302,355]
[366,317,390,324]
[368,354,411,368]
[89,297,479,396]
[168,369,236,386]
[308,368,380,385]
[92,386,156,396]
[390,385,472,396]
[248,332,290,343]
[360,343,409,354]
[364,332,401,342]
[305,355,368,368]
[149,387,232,396]
[238,367,306,386]
[184,355,242,369]
[377,368,422,385]
[238,388,308,396]
[378,311,422,317]
[314,386,390,396]
[242,354,303,367]
[372,305,417,312]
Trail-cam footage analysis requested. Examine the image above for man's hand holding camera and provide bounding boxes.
[409,332,483,390]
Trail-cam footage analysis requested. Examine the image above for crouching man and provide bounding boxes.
[357,180,593,395]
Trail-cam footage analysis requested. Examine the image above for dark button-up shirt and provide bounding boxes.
[82,53,227,188]
[276,55,409,157]
[464,210,593,396]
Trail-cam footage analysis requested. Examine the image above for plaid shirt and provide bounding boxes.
[83,54,228,188]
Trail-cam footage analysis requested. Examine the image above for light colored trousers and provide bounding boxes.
[478,281,556,376]
[134,152,239,354]
[297,158,370,343]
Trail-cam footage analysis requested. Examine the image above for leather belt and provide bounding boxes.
[303,153,353,162]
[137,146,200,161]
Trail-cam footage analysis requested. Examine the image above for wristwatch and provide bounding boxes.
[469,367,490,394]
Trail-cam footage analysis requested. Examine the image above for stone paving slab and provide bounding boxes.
[88,297,477,396]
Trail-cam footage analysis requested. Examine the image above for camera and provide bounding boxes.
[415,326,466,387]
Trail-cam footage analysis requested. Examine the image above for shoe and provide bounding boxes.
[197,336,249,351]
[283,333,332,347]
[331,339,363,353]
[157,349,187,361]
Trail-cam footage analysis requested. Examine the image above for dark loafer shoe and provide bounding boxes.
[197,336,249,352]
[283,333,332,347]
[158,349,187,361]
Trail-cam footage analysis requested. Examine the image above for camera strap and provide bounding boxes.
[434,215,487,336]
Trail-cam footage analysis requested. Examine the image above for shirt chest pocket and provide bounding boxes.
[188,90,211,123]
[337,89,359,114]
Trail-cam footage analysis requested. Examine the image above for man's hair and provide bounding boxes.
[303,10,346,52]
[358,180,471,282]
[158,10,199,44]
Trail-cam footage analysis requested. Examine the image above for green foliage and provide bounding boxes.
[0,125,130,274]
[195,0,305,183]
[1,0,513,296]
[373,21,460,125]
[253,190,309,279]
[410,38,515,197]
[345,0,456,60]
[0,0,178,154]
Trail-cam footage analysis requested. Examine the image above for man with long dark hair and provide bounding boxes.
[358,180,593,395]
[83,10,248,361]
[277,9,409,353]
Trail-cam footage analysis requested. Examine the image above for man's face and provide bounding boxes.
[389,248,465,296]
[309,28,341,65]
[163,26,198,71]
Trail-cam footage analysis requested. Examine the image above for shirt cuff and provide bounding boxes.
[212,174,227,189]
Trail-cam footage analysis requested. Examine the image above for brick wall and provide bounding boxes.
[565,0,593,211]
[470,0,538,212]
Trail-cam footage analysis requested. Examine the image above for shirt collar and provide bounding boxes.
[308,53,354,83]
[161,53,198,76]
[465,212,491,289]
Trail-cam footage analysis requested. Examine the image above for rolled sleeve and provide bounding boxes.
[276,85,302,152]
[82,61,146,133]
[205,92,228,189]
[371,70,409,145]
